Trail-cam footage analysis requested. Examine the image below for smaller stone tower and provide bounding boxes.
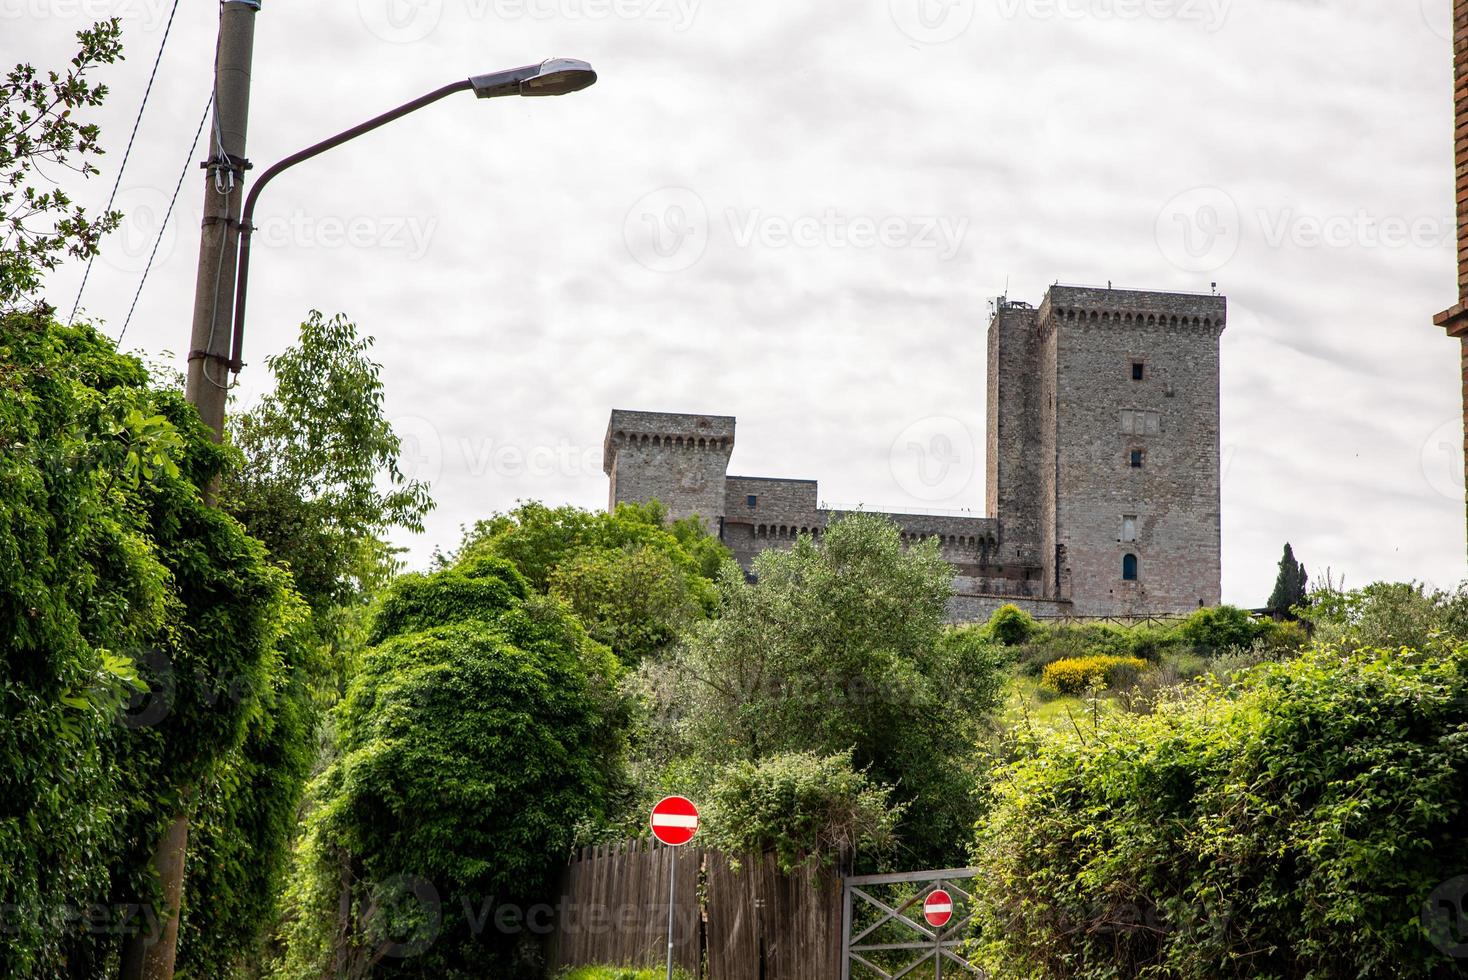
[603,410,735,531]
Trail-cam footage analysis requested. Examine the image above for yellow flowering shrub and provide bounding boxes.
[1041,655,1147,695]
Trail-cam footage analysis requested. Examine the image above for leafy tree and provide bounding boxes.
[1,20,123,310]
[272,554,629,977]
[458,501,725,665]
[550,544,707,666]
[1267,542,1308,612]
[972,643,1468,979]
[223,311,432,634]
[177,312,435,976]
[656,513,1008,867]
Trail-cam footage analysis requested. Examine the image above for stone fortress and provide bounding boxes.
[603,284,1225,621]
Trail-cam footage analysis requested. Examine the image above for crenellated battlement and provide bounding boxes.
[1037,286,1226,334]
[603,410,735,477]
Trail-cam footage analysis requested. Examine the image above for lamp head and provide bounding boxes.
[469,58,598,99]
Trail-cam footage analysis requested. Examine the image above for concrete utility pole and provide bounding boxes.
[184,0,258,441]
[119,5,259,978]
[1434,0,1468,554]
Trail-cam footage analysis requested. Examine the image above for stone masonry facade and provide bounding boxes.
[603,284,1226,621]
[1433,0,1468,552]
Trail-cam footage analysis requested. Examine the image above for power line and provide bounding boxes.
[117,95,212,345]
[67,0,183,325]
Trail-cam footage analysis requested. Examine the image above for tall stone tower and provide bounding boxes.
[986,286,1226,615]
[1433,0,1468,550]
[1045,286,1224,614]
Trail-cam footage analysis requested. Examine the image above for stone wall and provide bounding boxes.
[840,510,997,571]
[946,593,1073,624]
[721,476,823,568]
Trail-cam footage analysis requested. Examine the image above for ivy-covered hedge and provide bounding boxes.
[1,314,305,976]
[972,645,1468,978]
[273,554,629,976]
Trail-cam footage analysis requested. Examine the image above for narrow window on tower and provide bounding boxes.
[746,494,758,508]
[1121,515,1137,542]
[1132,361,1145,381]
[1123,553,1139,581]
[1130,449,1144,468]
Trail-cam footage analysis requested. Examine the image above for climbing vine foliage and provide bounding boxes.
[0,311,303,977]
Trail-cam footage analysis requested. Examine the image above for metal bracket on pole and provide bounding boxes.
[201,154,253,176]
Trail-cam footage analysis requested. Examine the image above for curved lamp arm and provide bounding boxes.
[226,78,471,372]
[225,59,596,373]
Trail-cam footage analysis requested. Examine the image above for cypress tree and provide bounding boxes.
[1268,542,1309,612]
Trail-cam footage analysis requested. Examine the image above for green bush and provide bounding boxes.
[987,604,1039,645]
[454,501,727,665]
[704,750,903,873]
[1015,624,1134,676]
[1040,655,1147,695]
[972,644,1468,978]
[1168,605,1270,655]
[658,513,1006,868]
[273,557,629,977]
[1301,581,1468,652]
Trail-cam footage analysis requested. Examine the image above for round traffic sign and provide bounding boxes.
[924,889,953,928]
[650,795,700,846]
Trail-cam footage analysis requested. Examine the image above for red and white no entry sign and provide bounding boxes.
[650,795,700,847]
[924,889,953,928]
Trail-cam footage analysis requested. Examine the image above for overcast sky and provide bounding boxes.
[11,0,1466,605]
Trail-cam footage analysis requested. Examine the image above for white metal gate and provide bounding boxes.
[841,867,986,979]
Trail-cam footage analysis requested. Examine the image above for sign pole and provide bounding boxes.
[666,843,677,980]
[649,796,700,980]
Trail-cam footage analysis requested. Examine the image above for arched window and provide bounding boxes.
[1123,554,1139,581]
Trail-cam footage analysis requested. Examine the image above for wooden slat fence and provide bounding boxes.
[1034,614,1190,629]
[549,838,701,973]
[548,840,843,978]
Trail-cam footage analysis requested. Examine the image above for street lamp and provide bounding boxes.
[224,58,597,374]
